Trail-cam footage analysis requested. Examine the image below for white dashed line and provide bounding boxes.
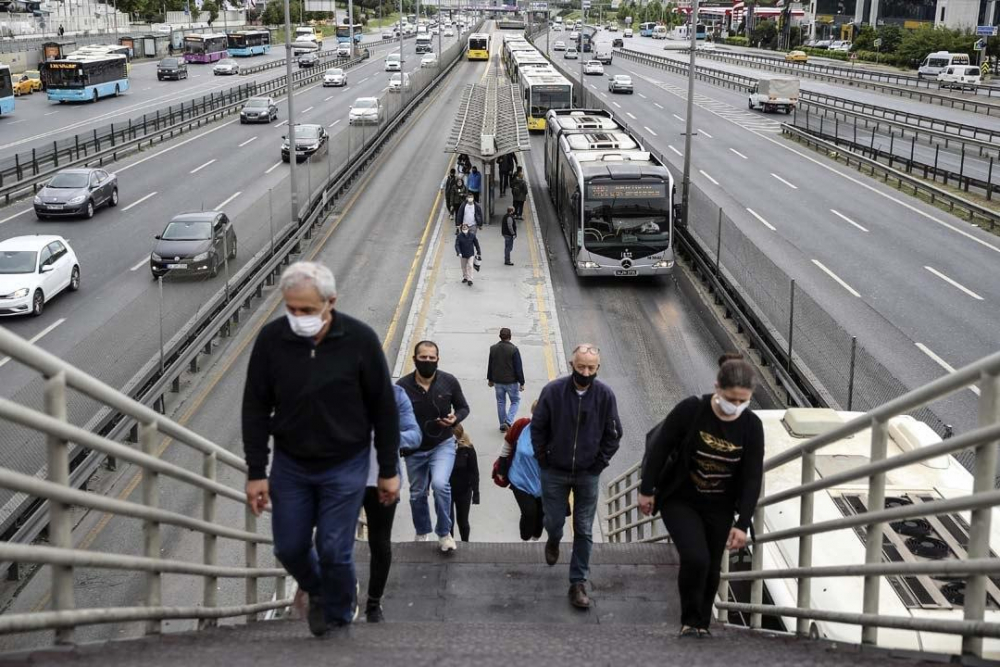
[830,209,868,232]
[215,191,242,209]
[699,170,719,186]
[746,208,776,231]
[612,101,621,108]
[0,208,31,225]
[44,111,60,116]
[654,102,664,109]
[324,95,334,101]
[638,93,647,99]
[668,145,683,157]
[130,256,150,271]
[643,126,658,136]
[329,119,342,128]
[730,148,748,160]
[190,159,216,174]
[265,161,283,174]
[924,266,984,301]
[699,129,713,138]
[275,120,289,127]
[122,191,157,212]
[302,106,314,113]
[812,259,860,297]
[239,136,258,147]
[672,114,684,122]
[915,343,981,396]
[771,173,798,189]
[626,112,636,119]
[0,318,66,369]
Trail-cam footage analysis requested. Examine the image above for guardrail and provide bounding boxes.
[0,21,480,582]
[604,350,1000,659]
[237,33,415,76]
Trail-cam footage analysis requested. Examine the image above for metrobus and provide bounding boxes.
[519,67,572,132]
[510,50,550,83]
[71,44,133,73]
[501,36,533,69]
[227,30,271,56]
[467,32,490,60]
[184,33,229,63]
[639,21,656,37]
[41,53,130,102]
[544,108,675,277]
[336,23,363,43]
[0,65,14,116]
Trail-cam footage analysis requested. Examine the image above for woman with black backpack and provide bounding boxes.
[637,353,765,639]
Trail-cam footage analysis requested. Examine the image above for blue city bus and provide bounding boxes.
[41,53,129,102]
[696,23,707,40]
[639,21,656,37]
[227,30,272,56]
[0,65,14,116]
[336,24,363,43]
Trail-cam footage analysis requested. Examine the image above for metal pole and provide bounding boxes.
[786,279,794,372]
[349,0,355,57]
[847,336,857,411]
[269,188,275,257]
[681,0,698,227]
[140,421,162,636]
[861,419,889,645]
[157,275,165,375]
[199,452,219,630]
[45,372,74,645]
[797,446,815,636]
[283,0,299,224]
[399,0,404,72]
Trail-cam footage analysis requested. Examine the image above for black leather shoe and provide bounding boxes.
[545,540,559,566]
[307,593,327,637]
[366,603,384,623]
[569,582,590,609]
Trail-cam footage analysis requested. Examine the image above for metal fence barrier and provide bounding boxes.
[605,350,1000,659]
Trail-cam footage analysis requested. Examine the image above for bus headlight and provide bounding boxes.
[653,260,674,269]
[578,260,600,269]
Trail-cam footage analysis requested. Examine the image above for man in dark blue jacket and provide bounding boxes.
[531,344,622,610]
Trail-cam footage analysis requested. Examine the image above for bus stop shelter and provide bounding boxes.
[445,75,531,221]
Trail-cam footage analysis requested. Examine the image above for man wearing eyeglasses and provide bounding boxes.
[531,344,622,610]
[397,340,470,553]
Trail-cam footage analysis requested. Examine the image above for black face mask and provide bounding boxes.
[415,360,438,379]
[572,369,596,388]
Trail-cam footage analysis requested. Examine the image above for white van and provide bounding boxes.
[937,64,981,91]
[918,51,971,79]
[623,27,634,38]
[652,25,668,39]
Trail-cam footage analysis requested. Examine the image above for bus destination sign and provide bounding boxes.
[587,182,666,199]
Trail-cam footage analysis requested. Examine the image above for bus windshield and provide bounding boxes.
[470,37,488,50]
[583,181,670,249]
[336,24,362,38]
[44,63,85,88]
[530,86,571,117]
[0,69,12,98]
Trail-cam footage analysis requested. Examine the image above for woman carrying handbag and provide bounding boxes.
[637,353,765,639]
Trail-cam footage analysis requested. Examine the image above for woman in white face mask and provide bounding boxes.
[635,352,764,639]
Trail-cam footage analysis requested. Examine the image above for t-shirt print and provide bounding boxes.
[689,431,743,494]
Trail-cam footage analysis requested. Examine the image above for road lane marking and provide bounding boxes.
[924,266,984,301]
[669,145,683,157]
[113,119,238,175]
[190,159,216,174]
[276,119,289,127]
[129,256,150,272]
[771,173,798,189]
[612,101,621,108]
[699,129,713,138]
[730,148,748,159]
[122,191,157,212]
[654,102,664,109]
[0,318,66,369]
[329,119,341,128]
[324,95,335,101]
[747,208,776,231]
[915,343,981,396]
[238,136,258,148]
[626,112,636,119]
[302,106,314,113]
[644,126,658,136]
[673,113,684,122]
[0,208,31,225]
[358,76,370,83]
[216,191,242,209]
[638,93,647,98]
[830,209,868,232]
[265,161,283,174]
[699,170,719,186]
[44,111,60,116]
[600,92,607,98]
[812,259,860,297]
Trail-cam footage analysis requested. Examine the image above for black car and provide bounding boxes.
[150,212,237,278]
[281,124,329,163]
[157,57,188,80]
[298,52,319,68]
[612,37,624,47]
[240,96,278,124]
[34,168,118,220]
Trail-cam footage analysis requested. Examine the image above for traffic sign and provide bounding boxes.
[976,38,987,51]
[849,52,857,60]
[983,62,991,77]
[872,37,881,48]
[582,0,591,7]
[978,25,998,36]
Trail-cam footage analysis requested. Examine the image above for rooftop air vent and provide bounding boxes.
[782,408,845,438]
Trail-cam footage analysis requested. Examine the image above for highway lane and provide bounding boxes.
[0,39,496,651]
[568,30,999,432]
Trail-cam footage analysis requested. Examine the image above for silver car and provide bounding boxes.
[213,58,239,75]
[388,72,411,92]
[323,67,347,86]
[608,74,633,94]
[33,168,118,220]
[349,97,383,125]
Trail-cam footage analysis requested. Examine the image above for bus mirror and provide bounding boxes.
[673,202,685,226]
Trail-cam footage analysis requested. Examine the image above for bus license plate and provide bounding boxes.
[615,269,637,276]
[166,263,188,269]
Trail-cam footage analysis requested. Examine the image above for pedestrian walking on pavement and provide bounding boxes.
[455,194,483,236]
[511,167,528,220]
[449,424,480,542]
[501,206,517,266]
[448,177,467,220]
[397,341,471,553]
[498,403,544,541]
[487,327,524,431]
[455,224,482,286]
[498,153,517,197]
[363,384,422,623]
[467,165,482,203]
[532,344,622,610]
[442,168,458,217]
[457,153,471,175]
[242,261,401,638]
[637,353,764,638]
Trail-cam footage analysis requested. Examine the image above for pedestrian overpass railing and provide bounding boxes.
[0,325,290,644]
[604,349,1000,659]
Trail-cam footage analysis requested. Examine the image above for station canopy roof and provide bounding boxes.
[445,74,530,161]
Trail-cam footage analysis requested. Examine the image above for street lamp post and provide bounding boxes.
[348,0,355,56]
[282,0,299,224]
[681,0,698,227]
[579,0,585,102]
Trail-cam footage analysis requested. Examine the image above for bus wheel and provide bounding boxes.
[93,89,99,102]
[114,84,120,97]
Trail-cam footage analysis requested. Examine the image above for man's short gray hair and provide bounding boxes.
[279,262,337,300]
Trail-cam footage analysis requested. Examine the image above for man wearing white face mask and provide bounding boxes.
[242,261,401,638]
[635,352,764,639]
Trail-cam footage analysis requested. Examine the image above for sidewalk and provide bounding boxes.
[389,164,573,544]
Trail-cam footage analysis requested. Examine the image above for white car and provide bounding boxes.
[553,40,566,51]
[382,29,395,39]
[608,74,633,93]
[938,65,982,91]
[213,58,239,75]
[444,27,455,36]
[349,96,383,125]
[564,47,579,60]
[323,67,347,86]
[336,43,352,58]
[0,235,80,317]
[388,72,411,92]
[421,52,439,68]
[385,53,402,71]
[696,41,717,51]
[583,60,604,75]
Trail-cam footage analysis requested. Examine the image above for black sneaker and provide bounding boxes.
[679,626,698,638]
[545,539,559,566]
[568,582,590,609]
[462,278,468,284]
[366,603,384,623]
[467,280,473,286]
[500,422,509,432]
[307,593,327,637]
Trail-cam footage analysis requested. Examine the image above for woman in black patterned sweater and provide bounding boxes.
[637,353,765,638]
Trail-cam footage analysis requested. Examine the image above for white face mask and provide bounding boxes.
[716,394,749,418]
[286,306,327,338]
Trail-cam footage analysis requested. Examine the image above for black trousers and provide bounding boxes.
[363,487,397,604]
[511,485,544,541]
[451,488,473,541]
[659,499,733,629]
[499,171,511,194]
[513,200,524,217]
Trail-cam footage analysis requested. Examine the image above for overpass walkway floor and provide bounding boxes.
[0,543,948,666]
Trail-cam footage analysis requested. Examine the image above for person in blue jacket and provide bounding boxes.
[363,385,421,623]
[466,165,482,203]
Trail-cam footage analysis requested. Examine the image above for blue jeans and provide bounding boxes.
[503,235,515,263]
[404,439,457,537]
[494,383,520,426]
[541,468,601,584]
[269,448,368,626]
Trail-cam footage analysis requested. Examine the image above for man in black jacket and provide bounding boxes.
[397,340,471,553]
[531,344,622,610]
[498,152,517,196]
[242,261,400,637]
[487,326,524,431]
[501,206,517,266]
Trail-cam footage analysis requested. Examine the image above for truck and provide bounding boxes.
[747,75,799,113]
[415,33,432,53]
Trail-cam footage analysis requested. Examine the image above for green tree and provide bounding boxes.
[876,24,903,53]
[896,25,974,67]
[851,24,876,51]
[201,0,220,25]
[751,18,777,48]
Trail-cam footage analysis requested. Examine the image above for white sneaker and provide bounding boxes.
[415,533,432,542]
[439,535,457,552]
[352,580,359,622]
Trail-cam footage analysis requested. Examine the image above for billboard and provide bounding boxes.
[304,0,335,10]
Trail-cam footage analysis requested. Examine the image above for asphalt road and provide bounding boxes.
[561,29,999,434]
